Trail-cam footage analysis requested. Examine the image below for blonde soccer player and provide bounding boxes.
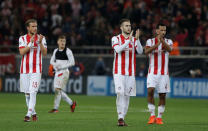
[145,23,173,125]
[19,19,47,122]
[111,19,143,126]
[48,35,76,113]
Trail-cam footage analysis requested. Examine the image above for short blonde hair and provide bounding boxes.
[25,19,37,27]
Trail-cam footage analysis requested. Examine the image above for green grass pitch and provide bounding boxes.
[0,93,208,131]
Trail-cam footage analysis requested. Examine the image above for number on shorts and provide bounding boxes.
[32,81,38,88]
[129,87,132,94]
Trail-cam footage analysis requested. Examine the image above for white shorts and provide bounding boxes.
[54,70,69,90]
[147,74,170,93]
[113,74,136,96]
[20,73,41,93]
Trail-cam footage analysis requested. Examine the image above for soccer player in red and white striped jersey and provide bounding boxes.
[19,19,47,122]
[111,19,143,126]
[145,23,173,125]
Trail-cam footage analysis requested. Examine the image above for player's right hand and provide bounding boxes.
[31,35,35,43]
[135,29,140,40]
[156,35,161,45]
[38,34,44,44]
[27,35,35,48]
[129,31,133,41]
[27,41,34,48]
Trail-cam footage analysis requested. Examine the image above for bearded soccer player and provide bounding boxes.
[19,19,47,122]
[145,23,173,125]
[48,35,76,113]
[111,19,143,126]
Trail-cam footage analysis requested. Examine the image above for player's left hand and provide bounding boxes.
[129,31,133,41]
[38,34,44,44]
[135,29,140,40]
[160,37,165,43]
[31,35,35,43]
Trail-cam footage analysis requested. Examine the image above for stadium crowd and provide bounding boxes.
[0,0,208,52]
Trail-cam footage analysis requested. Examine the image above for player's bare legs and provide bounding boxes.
[155,93,166,124]
[158,93,166,106]
[147,88,156,124]
[147,88,155,104]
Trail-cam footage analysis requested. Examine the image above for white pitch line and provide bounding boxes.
[0,109,149,113]
[71,110,149,113]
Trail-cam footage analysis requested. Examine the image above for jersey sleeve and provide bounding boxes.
[19,36,26,48]
[50,49,57,66]
[111,36,119,48]
[66,48,75,67]
[135,38,143,54]
[146,39,152,47]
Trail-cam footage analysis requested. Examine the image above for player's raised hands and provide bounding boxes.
[160,37,165,43]
[135,29,140,40]
[31,35,35,43]
[38,34,44,44]
[156,35,162,45]
[27,35,35,48]
[129,31,133,41]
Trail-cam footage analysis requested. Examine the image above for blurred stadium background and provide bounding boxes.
[0,0,208,130]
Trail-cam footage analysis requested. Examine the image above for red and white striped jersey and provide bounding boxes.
[146,37,173,75]
[112,34,139,76]
[19,34,47,74]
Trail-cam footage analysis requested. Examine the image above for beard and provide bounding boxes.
[30,30,37,35]
[124,30,130,35]
[161,34,165,38]
[156,33,165,38]
[30,32,35,35]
